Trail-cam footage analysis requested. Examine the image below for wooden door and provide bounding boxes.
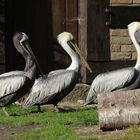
[78,0,110,83]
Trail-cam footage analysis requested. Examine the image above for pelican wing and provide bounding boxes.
[0,74,29,99]
[22,70,78,107]
[85,67,137,104]
[91,67,136,93]
[46,69,65,77]
[0,71,23,78]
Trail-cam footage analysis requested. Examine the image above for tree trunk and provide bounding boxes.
[98,89,140,130]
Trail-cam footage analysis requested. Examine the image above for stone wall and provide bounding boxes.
[111,0,140,5]
[110,0,140,60]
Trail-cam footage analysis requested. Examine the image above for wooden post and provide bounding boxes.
[78,0,88,83]
[98,90,140,130]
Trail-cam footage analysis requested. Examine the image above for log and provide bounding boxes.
[98,89,140,130]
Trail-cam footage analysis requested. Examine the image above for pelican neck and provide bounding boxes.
[130,30,140,70]
[61,42,80,71]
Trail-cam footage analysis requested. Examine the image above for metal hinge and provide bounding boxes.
[105,5,116,29]
[63,17,86,25]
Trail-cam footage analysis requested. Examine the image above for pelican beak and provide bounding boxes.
[23,41,44,76]
[134,29,140,45]
[68,40,92,73]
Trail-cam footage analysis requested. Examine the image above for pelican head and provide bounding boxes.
[57,32,74,45]
[57,32,78,56]
[128,22,140,45]
[128,22,140,33]
[13,32,30,55]
[57,32,92,73]
[20,32,29,43]
[13,32,43,76]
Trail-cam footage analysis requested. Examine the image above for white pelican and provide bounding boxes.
[0,32,42,116]
[85,22,140,105]
[22,32,92,112]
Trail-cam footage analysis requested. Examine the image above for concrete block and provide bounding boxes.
[110,29,129,36]
[110,44,121,52]
[111,0,132,4]
[110,37,132,45]
[121,45,136,52]
[111,52,132,60]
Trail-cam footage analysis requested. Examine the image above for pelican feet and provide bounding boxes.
[2,107,10,117]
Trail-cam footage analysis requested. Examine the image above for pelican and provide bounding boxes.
[85,22,140,105]
[22,32,92,112]
[0,32,42,116]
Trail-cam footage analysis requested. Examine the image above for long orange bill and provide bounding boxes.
[69,41,92,73]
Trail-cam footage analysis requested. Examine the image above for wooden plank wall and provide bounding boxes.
[0,0,5,74]
[87,0,110,61]
[51,0,67,69]
[51,0,78,69]
[78,0,110,83]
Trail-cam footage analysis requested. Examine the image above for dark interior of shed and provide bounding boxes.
[5,0,54,74]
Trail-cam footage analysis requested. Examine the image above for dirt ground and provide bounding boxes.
[0,125,44,140]
[74,126,130,140]
[0,123,130,140]
[0,102,132,140]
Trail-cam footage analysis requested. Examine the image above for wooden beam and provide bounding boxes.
[78,0,88,83]
[111,6,140,29]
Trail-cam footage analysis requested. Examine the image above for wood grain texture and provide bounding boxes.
[78,0,88,82]
[87,0,110,61]
[98,89,140,130]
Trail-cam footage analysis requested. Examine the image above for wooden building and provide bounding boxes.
[0,0,140,83]
[0,0,5,74]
